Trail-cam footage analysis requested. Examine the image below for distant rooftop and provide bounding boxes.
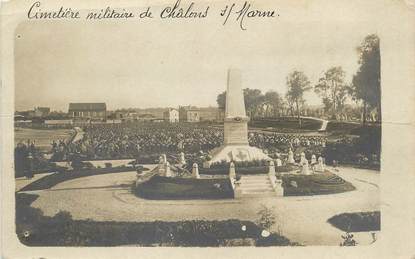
[68,103,106,111]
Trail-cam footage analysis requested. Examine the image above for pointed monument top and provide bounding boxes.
[225,69,247,118]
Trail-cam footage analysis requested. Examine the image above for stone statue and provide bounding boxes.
[275,158,282,167]
[165,161,171,177]
[268,160,276,176]
[229,162,236,179]
[315,156,325,172]
[311,154,317,164]
[192,163,200,179]
[287,149,295,164]
[300,152,307,164]
[301,159,310,175]
[179,152,186,165]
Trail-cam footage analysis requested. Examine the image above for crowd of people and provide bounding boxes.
[47,122,329,161]
[15,122,380,177]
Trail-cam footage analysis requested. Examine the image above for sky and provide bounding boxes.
[14,0,383,112]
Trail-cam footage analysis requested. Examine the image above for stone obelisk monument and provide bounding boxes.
[207,69,270,165]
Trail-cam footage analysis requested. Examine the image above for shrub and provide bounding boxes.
[328,211,380,232]
[256,205,276,230]
[16,193,297,247]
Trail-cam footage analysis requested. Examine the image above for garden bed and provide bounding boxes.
[281,172,355,196]
[16,193,297,246]
[327,211,380,232]
[199,164,298,175]
[134,175,234,200]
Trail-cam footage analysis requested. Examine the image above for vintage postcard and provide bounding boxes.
[1,0,415,258]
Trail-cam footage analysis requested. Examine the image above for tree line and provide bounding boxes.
[217,34,381,126]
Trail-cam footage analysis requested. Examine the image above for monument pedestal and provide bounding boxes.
[208,144,271,165]
[223,117,249,145]
[208,117,270,165]
[207,69,270,165]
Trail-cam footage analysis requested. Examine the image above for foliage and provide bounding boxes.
[314,66,349,117]
[328,211,380,232]
[263,91,285,117]
[199,164,297,175]
[286,71,311,127]
[216,89,285,118]
[340,232,357,246]
[104,162,112,168]
[351,34,381,123]
[323,126,380,169]
[134,175,234,200]
[281,172,355,196]
[210,159,270,169]
[16,193,297,246]
[216,91,226,110]
[14,144,61,178]
[256,205,276,230]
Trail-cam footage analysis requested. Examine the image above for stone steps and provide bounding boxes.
[237,174,278,197]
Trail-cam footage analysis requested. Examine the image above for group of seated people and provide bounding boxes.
[15,122,381,177]
[47,122,330,161]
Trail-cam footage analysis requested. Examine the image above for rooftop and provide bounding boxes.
[68,103,106,111]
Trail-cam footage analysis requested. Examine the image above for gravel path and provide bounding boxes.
[25,166,380,246]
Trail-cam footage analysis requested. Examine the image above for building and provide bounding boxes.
[138,114,156,121]
[163,108,179,123]
[198,107,221,122]
[179,106,200,122]
[68,103,106,121]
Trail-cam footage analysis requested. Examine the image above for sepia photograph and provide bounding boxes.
[2,0,415,257]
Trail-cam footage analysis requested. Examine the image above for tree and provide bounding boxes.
[314,66,349,119]
[286,71,311,127]
[351,34,381,124]
[263,91,284,117]
[216,91,226,111]
[216,89,265,118]
[243,88,264,118]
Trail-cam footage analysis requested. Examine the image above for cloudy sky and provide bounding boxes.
[15,0,384,111]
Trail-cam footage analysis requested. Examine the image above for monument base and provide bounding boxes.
[207,144,271,166]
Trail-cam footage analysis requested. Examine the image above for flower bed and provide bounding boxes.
[281,172,355,196]
[134,175,234,200]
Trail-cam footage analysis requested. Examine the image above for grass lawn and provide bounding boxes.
[327,211,380,232]
[281,171,355,196]
[250,118,322,131]
[16,193,297,246]
[15,127,74,151]
[135,175,234,199]
[18,167,138,192]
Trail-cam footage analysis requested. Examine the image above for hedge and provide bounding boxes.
[16,193,298,246]
[199,164,298,175]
